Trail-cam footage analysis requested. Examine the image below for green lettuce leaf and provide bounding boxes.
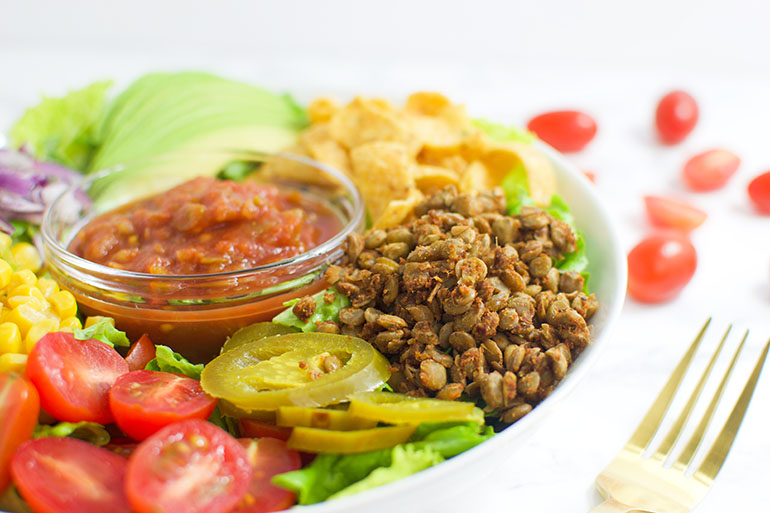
[207,404,240,437]
[555,233,588,273]
[33,421,110,446]
[145,345,203,380]
[545,194,575,226]
[273,287,350,332]
[73,318,129,348]
[272,421,493,504]
[330,445,444,499]
[501,163,535,215]
[473,118,535,144]
[10,81,112,171]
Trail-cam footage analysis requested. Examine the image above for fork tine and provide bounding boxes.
[627,318,712,455]
[675,330,748,470]
[653,325,732,460]
[696,338,770,481]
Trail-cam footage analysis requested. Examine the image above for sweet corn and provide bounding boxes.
[6,303,50,337]
[59,316,82,330]
[24,318,59,353]
[0,259,13,289]
[8,270,37,290]
[49,290,78,319]
[0,233,12,253]
[0,353,27,373]
[85,316,113,329]
[11,242,42,273]
[37,278,59,299]
[0,322,22,354]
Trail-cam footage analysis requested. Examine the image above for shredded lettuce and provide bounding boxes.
[145,345,204,380]
[273,286,350,332]
[33,421,110,446]
[10,81,112,171]
[501,163,534,215]
[473,118,535,144]
[73,318,130,348]
[272,421,493,504]
[330,445,443,499]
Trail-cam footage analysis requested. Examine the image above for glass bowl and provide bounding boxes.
[42,151,363,362]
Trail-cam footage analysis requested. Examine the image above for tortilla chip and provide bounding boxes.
[372,188,424,230]
[458,160,494,194]
[413,165,460,195]
[350,141,414,220]
[329,97,411,149]
[299,123,351,176]
[405,92,452,116]
[308,97,340,124]
[481,142,556,206]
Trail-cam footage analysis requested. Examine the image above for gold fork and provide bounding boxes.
[589,319,770,513]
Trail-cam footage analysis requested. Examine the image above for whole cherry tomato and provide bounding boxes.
[627,234,697,303]
[655,90,698,144]
[526,110,597,152]
[0,373,39,492]
[644,196,707,231]
[682,149,740,191]
[748,171,770,214]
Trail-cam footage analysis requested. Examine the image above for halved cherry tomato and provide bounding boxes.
[0,373,39,492]
[125,334,156,371]
[748,171,770,214]
[239,419,292,442]
[682,149,740,191]
[11,437,131,513]
[627,234,697,303]
[526,110,597,152]
[109,370,217,441]
[643,196,707,231]
[655,90,698,144]
[26,332,128,424]
[233,438,301,513]
[125,419,252,513]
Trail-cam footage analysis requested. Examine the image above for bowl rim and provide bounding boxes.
[40,151,364,281]
[294,140,629,512]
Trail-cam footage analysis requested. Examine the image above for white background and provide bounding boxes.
[2,1,769,511]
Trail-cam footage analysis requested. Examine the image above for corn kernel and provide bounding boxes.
[59,316,82,330]
[0,259,13,289]
[85,316,114,329]
[37,278,59,299]
[49,290,77,319]
[24,318,59,353]
[6,304,50,337]
[8,270,37,290]
[0,353,27,373]
[0,322,23,354]
[11,243,42,273]
[0,233,12,253]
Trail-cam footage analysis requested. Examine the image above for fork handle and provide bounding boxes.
[587,498,633,513]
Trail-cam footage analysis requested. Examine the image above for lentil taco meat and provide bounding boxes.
[318,185,598,423]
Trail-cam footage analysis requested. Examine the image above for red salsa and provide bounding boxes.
[70,177,342,274]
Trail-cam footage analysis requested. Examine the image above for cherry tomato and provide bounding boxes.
[644,196,707,231]
[109,370,217,441]
[682,149,740,191]
[233,438,301,513]
[11,437,131,513]
[125,334,156,371]
[0,373,39,491]
[627,234,697,303]
[238,419,292,442]
[748,171,770,214]
[526,110,597,152]
[583,170,596,183]
[655,90,698,144]
[125,419,252,513]
[26,332,128,424]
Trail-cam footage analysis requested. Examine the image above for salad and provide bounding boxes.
[0,73,595,513]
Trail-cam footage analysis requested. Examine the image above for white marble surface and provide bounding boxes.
[1,1,769,510]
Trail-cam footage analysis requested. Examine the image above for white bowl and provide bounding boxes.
[300,141,628,512]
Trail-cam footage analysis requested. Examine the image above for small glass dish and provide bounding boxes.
[42,151,363,362]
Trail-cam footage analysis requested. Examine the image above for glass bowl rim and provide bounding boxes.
[41,150,364,282]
